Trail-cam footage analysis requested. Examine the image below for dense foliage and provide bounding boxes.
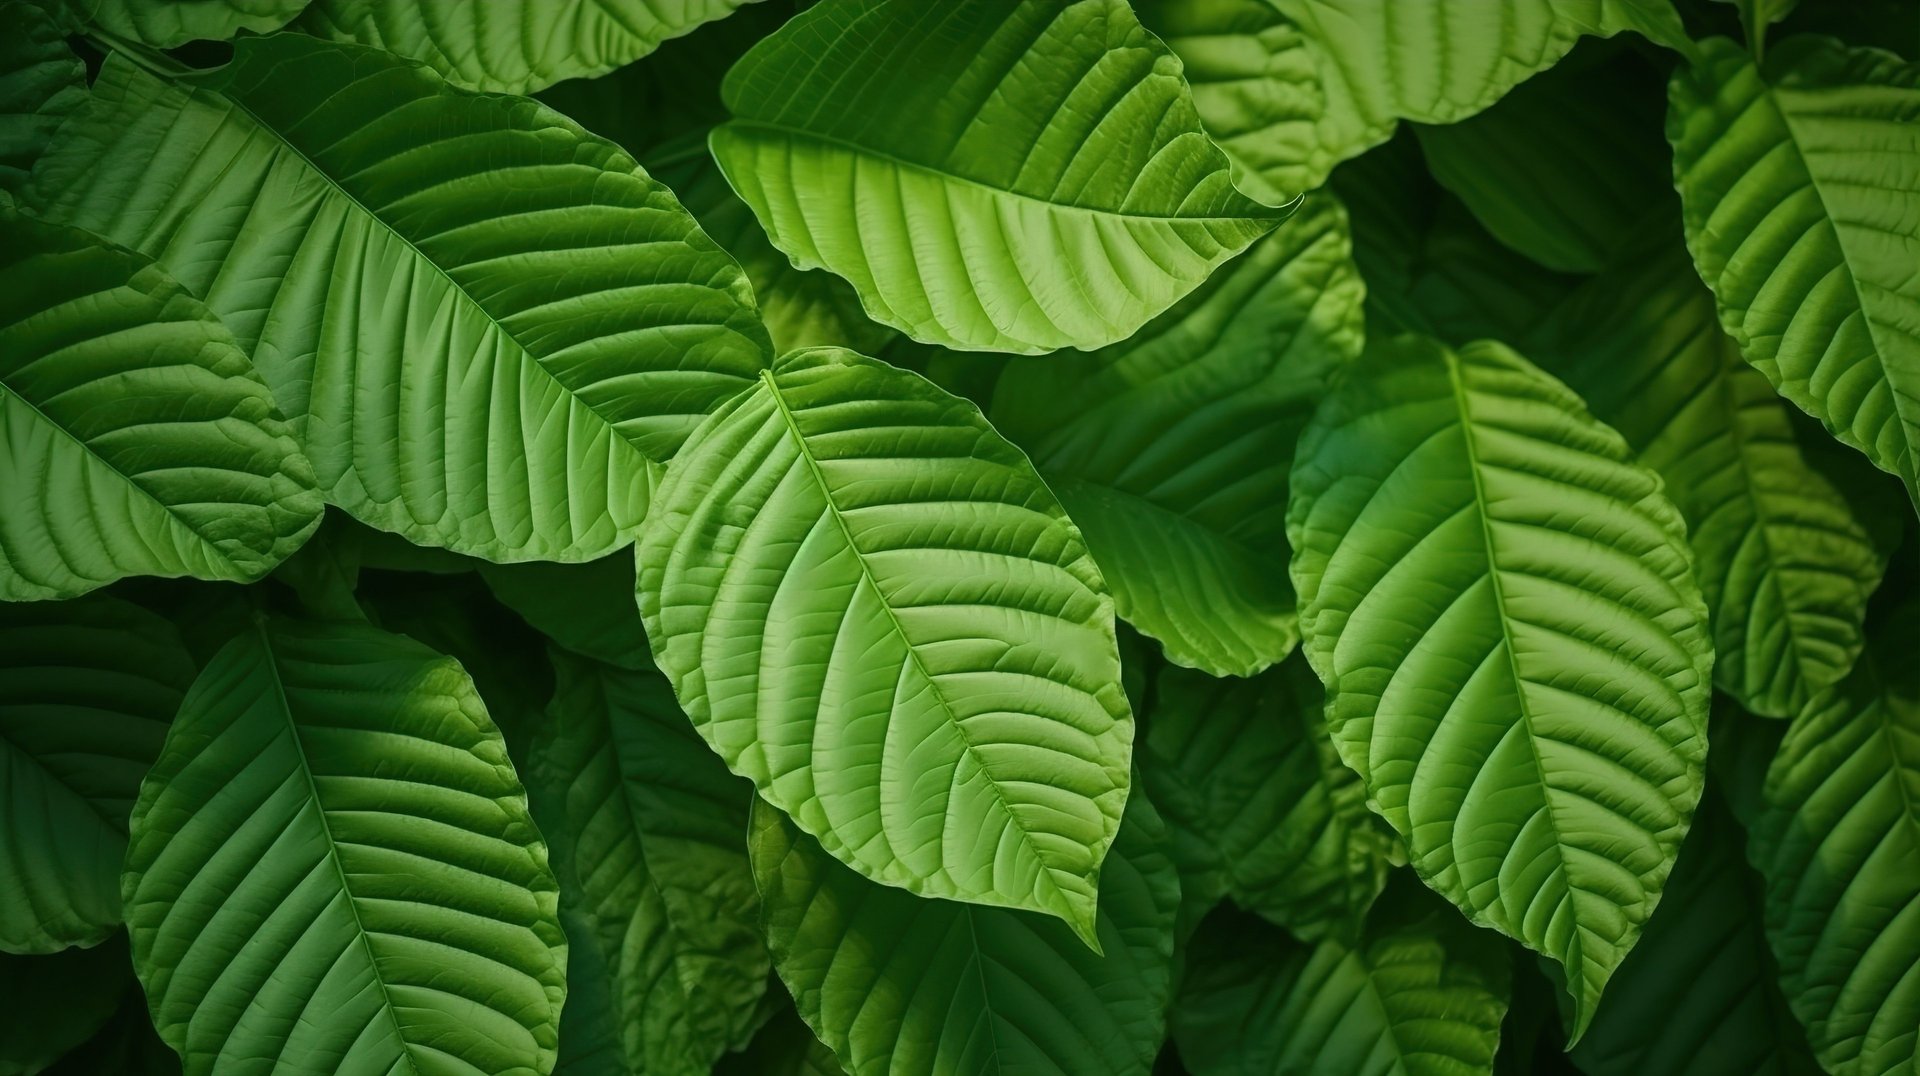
[1,0,1916,1074]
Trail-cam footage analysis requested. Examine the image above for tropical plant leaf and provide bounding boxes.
[0,208,321,600]
[479,556,650,670]
[526,649,769,1076]
[638,346,1133,943]
[0,0,84,197]
[0,935,135,1075]
[750,791,1180,1076]
[0,593,191,954]
[296,0,765,94]
[67,0,306,47]
[709,0,1286,354]
[1534,235,1898,717]
[1170,881,1510,1076]
[1144,656,1394,942]
[1573,789,1822,1076]
[1668,35,1920,514]
[123,615,567,1076]
[1287,333,1713,1036]
[1747,609,1920,1076]
[28,34,771,562]
[989,192,1363,678]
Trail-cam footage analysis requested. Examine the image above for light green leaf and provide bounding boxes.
[1170,882,1511,1076]
[0,935,135,1075]
[479,556,650,670]
[0,0,84,197]
[29,34,770,563]
[1748,612,1920,1076]
[0,594,190,954]
[66,0,305,47]
[1669,36,1920,514]
[0,209,321,601]
[1287,334,1713,1036]
[989,192,1363,678]
[1535,237,1898,718]
[1145,656,1393,942]
[123,616,567,1076]
[709,0,1285,354]
[638,346,1133,943]
[526,650,769,1076]
[750,792,1180,1076]
[1574,789,1822,1076]
[297,0,765,94]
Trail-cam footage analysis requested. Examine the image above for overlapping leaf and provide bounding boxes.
[1288,334,1713,1035]
[0,0,84,197]
[29,34,770,562]
[480,556,651,670]
[1669,36,1920,514]
[638,346,1133,942]
[0,936,136,1074]
[70,0,306,47]
[990,192,1363,677]
[710,0,1285,354]
[123,616,567,1075]
[526,650,768,1076]
[750,793,1179,1076]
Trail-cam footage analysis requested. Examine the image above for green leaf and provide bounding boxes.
[28,34,771,562]
[1413,43,1673,273]
[709,0,1285,354]
[1145,656,1394,942]
[0,935,135,1075]
[750,791,1180,1076]
[0,593,191,954]
[1287,334,1713,1036]
[1748,611,1920,1076]
[66,0,306,47]
[989,192,1364,678]
[479,555,651,670]
[0,0,84,198]
[638,346,1133,943]
[714,1004,842,1076]
[525,650,769,1076]
[1170,881,1511,1076]
[1534,237,1898,718]
[40,984,180,1076]
[0,208,321,600]
[123,615,567,1075]
[1573,790,1822,1076]
[296,0,766,94]
[1668,36,1920,515]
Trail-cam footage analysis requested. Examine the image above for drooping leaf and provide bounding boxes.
[709,0,1286,354]
[66,0,306,47]
[1535,235,1898,718]
[123,615,567,1075]
[479,555,650,670]
[526,650,769,1076]
[1573,789,1822,1076]
[751,792,1180,1076]
[1747,609,1920,1076]
[28,34,771,562]
[0,934,134,1075]
[989,192,1364,678]
[1287,333,1713,1036]
[0,594,191,954]
[1668,35,1920,514]
[1145,656,1394,942]
[0,0,84,198]
[296,0,766,94]
[0,208,321,600]
[638,346,1133,943]
[1170,881,1511,1076]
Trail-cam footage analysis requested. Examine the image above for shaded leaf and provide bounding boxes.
[480,555,650,670]
[0,0,84,197]
[0,935,134,1075]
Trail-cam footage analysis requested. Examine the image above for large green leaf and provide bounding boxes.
[638,346,1133,942]
[1287,334,1713,1036]
[1747,611,1920,1076]
[1573,790,1822,1076]
[526,650,768,1076]
[68,0,306,47]
[29,34,770,563]
[0,0,84,198]
[0,594,190,954]
[0,209,321,600]
[988,192,1363,677]
[751,792,1179,1076]
[1170,882,1510,1076]
[123,616,567,1075]
[0,935,135,1075]
[1535,236,1898,718]
[1145,656,1393,942]
[296,0,764,94]
[709,0,1285,354]
[1668,36,1920,513]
